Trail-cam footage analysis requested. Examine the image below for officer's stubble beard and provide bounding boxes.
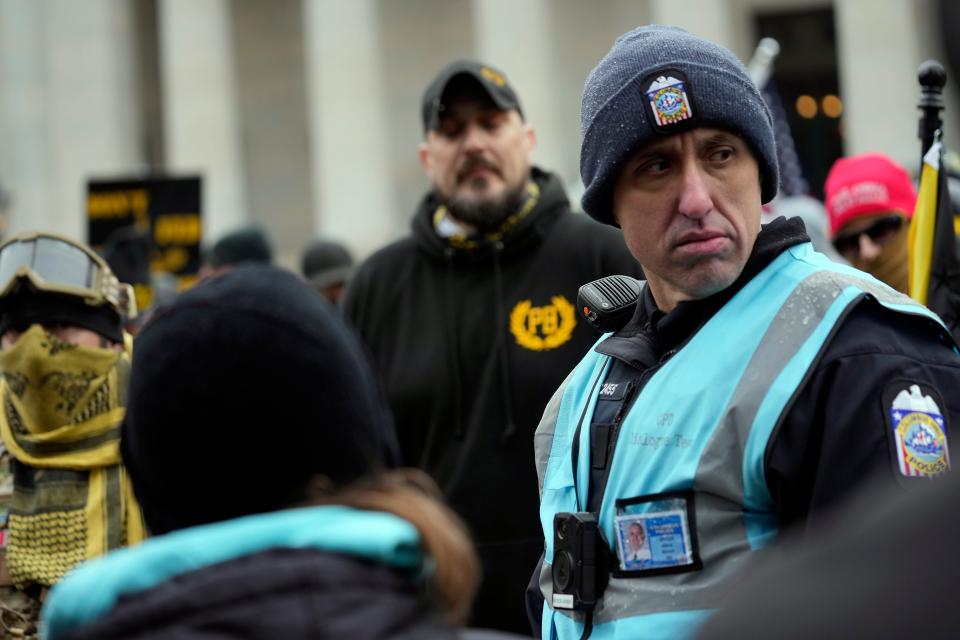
[445,173,528,233]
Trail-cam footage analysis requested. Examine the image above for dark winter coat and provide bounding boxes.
[59,550,464,640]
[41,507,528,640]
[343,168,641,633]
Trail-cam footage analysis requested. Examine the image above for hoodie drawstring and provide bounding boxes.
[492,241,517,444]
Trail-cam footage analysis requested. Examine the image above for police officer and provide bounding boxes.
[531,26,960,639]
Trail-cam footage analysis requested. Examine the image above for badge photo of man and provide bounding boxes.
[623,522,650,565]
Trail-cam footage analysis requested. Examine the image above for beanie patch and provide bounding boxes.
[643,70,696,132]
[579,25,780,225]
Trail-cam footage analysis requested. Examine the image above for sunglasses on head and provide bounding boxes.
[832,215,904,258]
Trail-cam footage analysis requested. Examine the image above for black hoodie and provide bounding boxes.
[343,168,641,632]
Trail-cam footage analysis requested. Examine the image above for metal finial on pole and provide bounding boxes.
[747,37,780,88]
[918,60,947,164]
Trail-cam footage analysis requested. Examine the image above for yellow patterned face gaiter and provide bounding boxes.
[0,325,145,589]
[0,325,121,434]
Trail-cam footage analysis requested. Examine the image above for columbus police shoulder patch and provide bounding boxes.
[885,382,950,478]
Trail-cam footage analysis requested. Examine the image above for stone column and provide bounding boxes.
[158,0,247,244]
[471,0,568,184]
[0,0,142,240]
[302,0,396,258]
[649,0,737,53]
[834,0,924,169]
[231,0,313,269]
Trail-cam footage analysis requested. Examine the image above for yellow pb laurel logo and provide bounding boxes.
[480,67,506,87]
[510,296,576,351]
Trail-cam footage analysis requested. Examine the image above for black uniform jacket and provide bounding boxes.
[527,216,960,634]
[343,168,642,633]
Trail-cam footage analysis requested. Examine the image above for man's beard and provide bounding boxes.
[446,178,528,233]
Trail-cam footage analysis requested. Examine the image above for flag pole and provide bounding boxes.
[918,61,946,166]
[909,59,960,340]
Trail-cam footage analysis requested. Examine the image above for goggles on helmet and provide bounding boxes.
[0,231,136,319]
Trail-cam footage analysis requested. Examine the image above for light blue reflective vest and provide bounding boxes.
[536,244,947,640]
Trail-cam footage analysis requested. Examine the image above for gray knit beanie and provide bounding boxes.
[580,25,779,225]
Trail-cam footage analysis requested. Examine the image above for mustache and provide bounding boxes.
[456,156,501,182]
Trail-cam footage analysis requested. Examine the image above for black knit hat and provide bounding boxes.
[102,226,152,286]
[121,265,399,535]
[300,239,354,291]
[580,25,779,225]
[0,288,124,343]
[207,227,273,268]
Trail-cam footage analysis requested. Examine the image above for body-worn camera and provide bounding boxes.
[552,512,610,611]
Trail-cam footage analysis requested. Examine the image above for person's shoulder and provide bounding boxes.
[544,210,633,254]
[549,209,622,242]
[359,236,419,268]
[542,210,641,276]
[826,298,957,365]
[350,236,420,282]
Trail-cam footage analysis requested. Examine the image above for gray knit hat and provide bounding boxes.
[580,25,779,225]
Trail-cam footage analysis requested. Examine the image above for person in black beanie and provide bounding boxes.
[121,265,397,533]
[300,238,354,305]
[532,25,959,640]
[198,226,273,281]
[41,266,526,640]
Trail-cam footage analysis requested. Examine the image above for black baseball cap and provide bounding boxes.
[421,60,524,133]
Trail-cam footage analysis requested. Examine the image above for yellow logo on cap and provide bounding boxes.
[510,296,576,351]
[480,67,506,87]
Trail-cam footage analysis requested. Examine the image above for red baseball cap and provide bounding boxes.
[824,153,917,236]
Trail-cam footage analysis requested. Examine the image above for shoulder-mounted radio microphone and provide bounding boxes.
[577,275,643,333]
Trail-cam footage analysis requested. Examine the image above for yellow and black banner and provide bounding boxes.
[87,177,202,310]
[908,139,960,338]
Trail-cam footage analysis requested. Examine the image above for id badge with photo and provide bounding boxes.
[612,490,701,577]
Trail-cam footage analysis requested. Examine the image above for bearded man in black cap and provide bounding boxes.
[343,60,642,633]
[0,232,144,635]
